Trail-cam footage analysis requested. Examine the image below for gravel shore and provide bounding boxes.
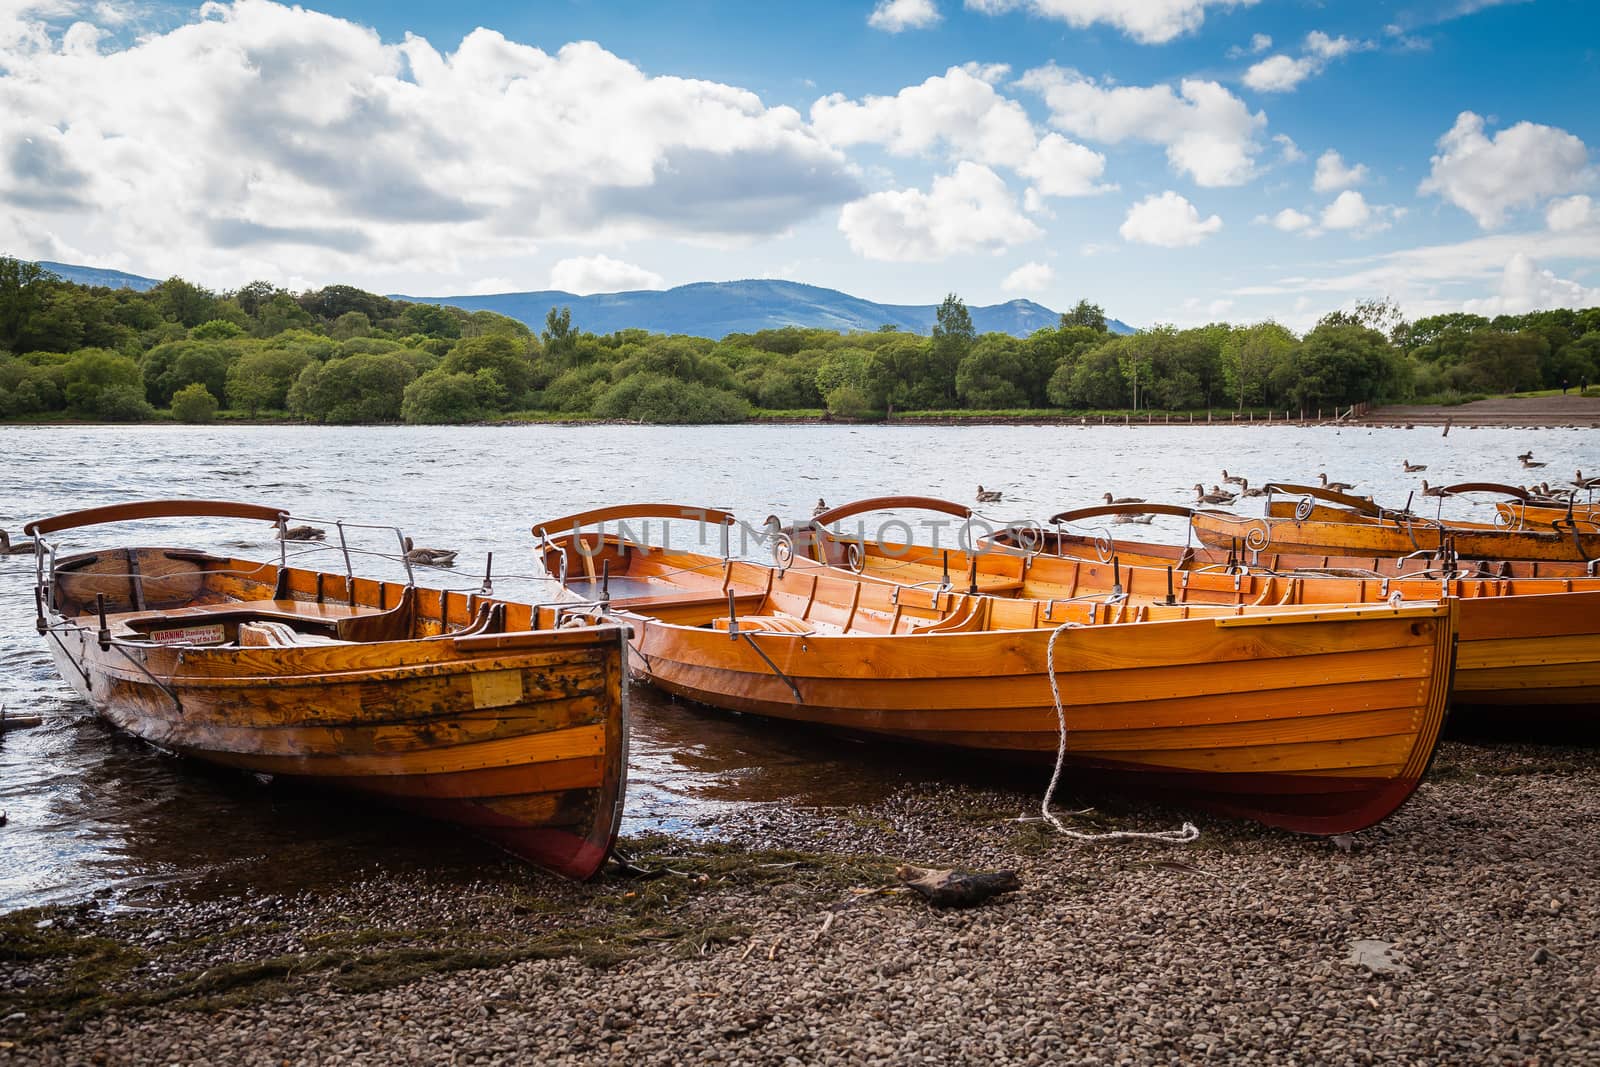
[3,737,1597,1065]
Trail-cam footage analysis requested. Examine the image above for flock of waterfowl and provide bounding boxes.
[5,466,1596,879]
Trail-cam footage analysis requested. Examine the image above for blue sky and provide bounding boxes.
[2,0,1597,329]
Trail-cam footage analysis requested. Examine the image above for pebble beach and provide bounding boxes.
[4,735,1596,1065]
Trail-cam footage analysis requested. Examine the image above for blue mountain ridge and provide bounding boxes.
[397,279,1135,339]
[29,261,1135,338]
[38,261,162,292]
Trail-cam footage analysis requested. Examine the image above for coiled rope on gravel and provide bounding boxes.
[1039,619,1200,844]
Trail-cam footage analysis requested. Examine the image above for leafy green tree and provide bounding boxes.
[1221,322,1295,409]
[814,348,872,401]
[865,336,941,412]
[62,349,148,416]
[1462,331,1546,393]
[401,302,462,339]
[232,280,279,318]
[956,336,1030,408]
[401,368,505,423]
[592,372,749,423]
[929,293,974,406]
[329,311,372,340]
[252,293,314,337]
[542,364,613,413]
[191,319,244,340]
[1060,299,1108,333]
[441,334,533,404]
[226,347,311,414]
[151,277,221,328]
[288,353,416,422]
[542,306,576,361]
[1051,338,1128,408]
[170,382,219,423]
[0,257,56,352]
[1284,322,1396,410]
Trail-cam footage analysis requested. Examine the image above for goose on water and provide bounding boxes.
[278,524,326,541]
[1113,512,1156,525]
[1521,456,1547,469]
[1238,479,1267,498]
[402,537,458,567]
[1220,470,1245,486]
[1574,471,1600,489]
[1318,473,1356,493]
[976,485,1003,503]
[1517,451,1534,462]
[1402,459,1427,472]
[0,529,38,555]
[1420,480,1446,498]
[1194,484,1235,506]
[1101,493,1145,505]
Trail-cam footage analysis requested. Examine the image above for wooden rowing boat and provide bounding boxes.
[793,497,1600,721]
[23,499,630,880]
[1192,482,1600,562]
[532,504,1455,836]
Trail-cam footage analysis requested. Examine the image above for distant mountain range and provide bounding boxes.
[39,261,162,292]
[33,260,1135,339]
[397,280,1135,339]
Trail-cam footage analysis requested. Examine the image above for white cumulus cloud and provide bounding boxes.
[868,0,941,32]
[965,0,1260,46]
[1462,253,1600,315]
[1319,190,1374,231]
[1242,30,1372,93]
[811,65,1111,201]
[1546,194,1595,232]
[1019,64,1265,187]
[549,254,665,295]
[1001,260,1054,292]
[1268,207,1313,232]
[811,64,1035,166]
[1273,133,1305,162]
[1419,111,1592,228]
[1242,54,1316,92]
[838,161,1041,261]
[0,0,858,285]
[1016,132,1115,197]
[1312,149,1368,193]
[1119,191,1222,247]
[1303,30,1360,58]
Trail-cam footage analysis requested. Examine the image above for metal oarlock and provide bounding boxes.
[96,594,110,651]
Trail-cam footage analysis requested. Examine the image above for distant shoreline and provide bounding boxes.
[4,395,1596,430]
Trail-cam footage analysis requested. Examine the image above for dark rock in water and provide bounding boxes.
[895,864,1020,908]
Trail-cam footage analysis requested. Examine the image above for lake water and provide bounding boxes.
[1,422,1591,908]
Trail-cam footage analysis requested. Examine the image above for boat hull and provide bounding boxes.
[1197,508,1600,562]
[622,601,1455,836]
[40,587,630,881]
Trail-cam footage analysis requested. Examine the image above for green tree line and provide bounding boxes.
[2,258,1597,425]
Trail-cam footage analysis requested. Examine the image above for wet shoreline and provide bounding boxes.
[3,737,1597,1064]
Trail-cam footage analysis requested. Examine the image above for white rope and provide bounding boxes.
[1039,619,1200,844]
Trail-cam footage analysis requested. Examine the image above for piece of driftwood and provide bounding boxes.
[0,710,43,732]
[895,864,1020,908]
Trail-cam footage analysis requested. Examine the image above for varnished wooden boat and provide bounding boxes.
[1192,482,1600,562]
[1260,482,1592,533]
[533,504,1456,836]
[23,499,630,880]
[794,497,1600,720]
